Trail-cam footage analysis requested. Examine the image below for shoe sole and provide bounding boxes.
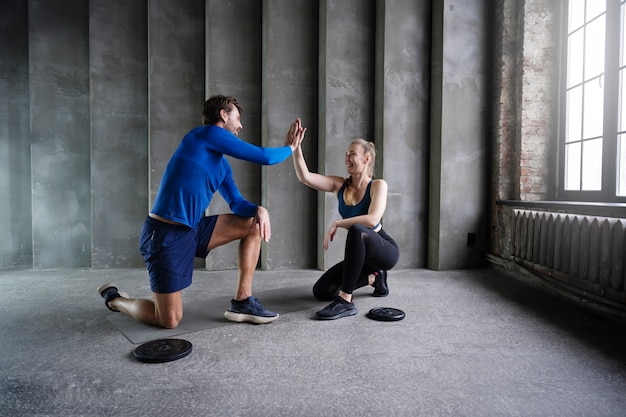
[224,311,279,324]
[315,308,358,320]
[97,281,118,295]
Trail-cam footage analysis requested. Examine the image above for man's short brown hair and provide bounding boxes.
[201,95,243,126]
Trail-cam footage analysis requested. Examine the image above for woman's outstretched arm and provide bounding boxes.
[292,142,344,193]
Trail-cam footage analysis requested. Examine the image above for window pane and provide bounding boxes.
[618,134,626,196]
[583,78,604,139]
[568,29,584,87]
[622,3,626,67]
[586,0,606,21]
[618,4,626,197]
[565,142,582,190]
[569,0,585,33]
[582,138,603,190]
[617,69,626,132]
[567,86,583,142]
[584,15,606,80]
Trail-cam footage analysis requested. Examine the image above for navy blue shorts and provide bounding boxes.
[139,216,218,293]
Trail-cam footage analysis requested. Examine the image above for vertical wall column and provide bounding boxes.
[148,0,205,207]
[0,0,32,268]
[375,0,430,268]
[262,0,319,269]
[489,0,519,254]
[318,0,375,269]
[205,0,262,269]
[29,0,91,268]
[89,0,148,268]
[429,0,488,270]
[148,0,206,268]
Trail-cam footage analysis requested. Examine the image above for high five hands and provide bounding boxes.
[285,118,307,151]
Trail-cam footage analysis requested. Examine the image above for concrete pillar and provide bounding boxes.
[205,0,262,270]
[0,0,32,268]
[376,0,430,268]
[262,0,319,269]
[148,0,206,268]
[29,0,91,268]
[89,0,148,268]
[429,0,489,270]
[318,0,375,270]
[148,0,205,206]
[0,0,33,269]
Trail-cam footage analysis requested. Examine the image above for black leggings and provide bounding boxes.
[313,224,399,301]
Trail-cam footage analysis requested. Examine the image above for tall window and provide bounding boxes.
[561,0,626,202]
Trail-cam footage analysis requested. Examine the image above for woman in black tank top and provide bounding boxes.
[292,136,400,320]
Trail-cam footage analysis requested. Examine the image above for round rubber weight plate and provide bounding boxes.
[133,338,193,363]
[367,307,405,322]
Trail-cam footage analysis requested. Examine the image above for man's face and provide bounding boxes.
[222,105,243,136]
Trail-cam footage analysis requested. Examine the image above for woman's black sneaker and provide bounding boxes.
[372,270,389,297]
[315,296,357,320]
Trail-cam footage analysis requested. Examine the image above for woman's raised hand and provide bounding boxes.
[285,118,307,151]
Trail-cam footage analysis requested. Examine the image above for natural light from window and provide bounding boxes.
[619,1,626,196]
[565,0,605,192]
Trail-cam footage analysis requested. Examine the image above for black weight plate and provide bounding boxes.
[367,307,405,322]
[133,338,193,363]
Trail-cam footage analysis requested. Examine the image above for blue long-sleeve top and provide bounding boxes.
[151,125,292,228]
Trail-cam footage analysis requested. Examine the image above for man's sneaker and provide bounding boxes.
[97,281,129,312]
[224,296,279,324]
[372,270,389,297]
[315,296,357,320]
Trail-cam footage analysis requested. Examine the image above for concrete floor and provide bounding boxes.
[1,267,625,417]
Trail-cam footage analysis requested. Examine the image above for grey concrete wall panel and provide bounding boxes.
[0,0,32,269]
[89,0,148,268]
[428,0,488,270]
[148,0,205,208]
[319,0,375,270]
[376,0,430,269]
[29,0,91,269]
[205,0,262,270]
[262,0,319,269]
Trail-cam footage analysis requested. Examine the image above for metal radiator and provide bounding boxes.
[513,209,626,302]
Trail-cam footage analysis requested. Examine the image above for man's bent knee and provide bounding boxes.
[209,215,257,249]
[246,221,261,237]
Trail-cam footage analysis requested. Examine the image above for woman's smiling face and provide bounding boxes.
[345,143,370,175]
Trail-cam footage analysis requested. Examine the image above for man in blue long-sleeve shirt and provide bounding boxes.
[97,95,306,328]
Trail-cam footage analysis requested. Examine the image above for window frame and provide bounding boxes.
[558,0,625,203]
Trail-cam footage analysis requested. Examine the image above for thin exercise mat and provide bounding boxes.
[107,284,321,344]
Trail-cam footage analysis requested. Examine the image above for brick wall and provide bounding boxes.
[490,0,560,252]
[517,0,559,201]
[493,0,559,202]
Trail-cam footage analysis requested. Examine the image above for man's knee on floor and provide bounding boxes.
[159,317,181,329]
[157,312,183,329]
